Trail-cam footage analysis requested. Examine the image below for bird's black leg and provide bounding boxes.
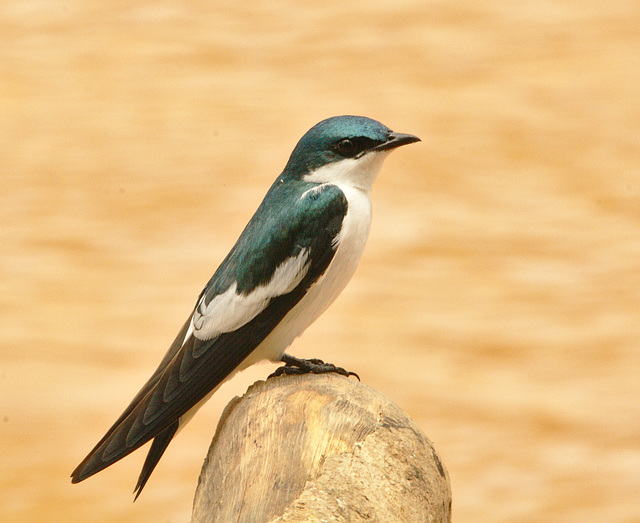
[268,353,360,381]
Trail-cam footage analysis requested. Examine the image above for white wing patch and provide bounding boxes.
[300,183,330,200]
[191,249,310,341]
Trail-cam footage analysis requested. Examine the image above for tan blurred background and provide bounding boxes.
[1,1,639,522]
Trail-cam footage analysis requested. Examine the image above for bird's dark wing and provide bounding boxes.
[73,315,193,461]
[71,182,348,492]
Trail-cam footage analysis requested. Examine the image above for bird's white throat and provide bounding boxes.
[303,150,391,191]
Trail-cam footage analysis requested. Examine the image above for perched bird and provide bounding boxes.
[71,115,420,498]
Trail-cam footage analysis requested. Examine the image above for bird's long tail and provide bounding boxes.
[134,421,180,500]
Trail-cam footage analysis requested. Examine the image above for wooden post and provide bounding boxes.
[192,373,451,522]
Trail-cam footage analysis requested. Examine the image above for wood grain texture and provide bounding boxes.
[191,373,451,523]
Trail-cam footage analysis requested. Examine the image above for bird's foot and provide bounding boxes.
[268,353,360,381]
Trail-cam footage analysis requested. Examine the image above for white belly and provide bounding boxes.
[242,184,372,366]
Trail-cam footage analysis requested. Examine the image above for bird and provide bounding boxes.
[71,115,420,499]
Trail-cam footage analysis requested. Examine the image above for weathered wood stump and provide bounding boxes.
[192,373,451,522]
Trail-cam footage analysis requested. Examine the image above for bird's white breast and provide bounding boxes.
[240,184,372,367]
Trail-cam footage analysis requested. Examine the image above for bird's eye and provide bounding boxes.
[333,136,378,158]
[334,138,358,158]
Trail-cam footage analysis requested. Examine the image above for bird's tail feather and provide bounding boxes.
[133,421,179,500]
[70,409,172,485]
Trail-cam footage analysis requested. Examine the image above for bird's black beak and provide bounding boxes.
[373,131,421,152]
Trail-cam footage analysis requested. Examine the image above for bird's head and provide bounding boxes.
[282,115,420,191]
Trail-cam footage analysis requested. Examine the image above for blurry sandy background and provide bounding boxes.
[1,1,639,522]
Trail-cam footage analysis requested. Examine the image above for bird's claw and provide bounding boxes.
[267,355,360,381]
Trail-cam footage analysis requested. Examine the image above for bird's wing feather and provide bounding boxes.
[71,182,347,484]
[72,314,194,462]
